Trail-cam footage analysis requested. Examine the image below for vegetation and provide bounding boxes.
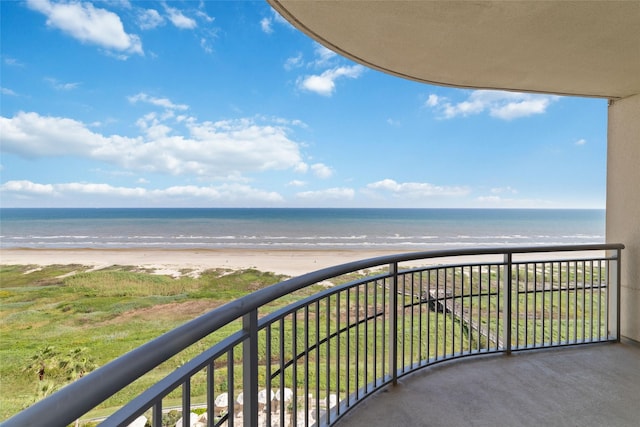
[1,261,608,424]
[0,265,289,421]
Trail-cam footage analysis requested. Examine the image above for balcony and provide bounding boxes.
[5,244,635,427]
[339,341,640,427]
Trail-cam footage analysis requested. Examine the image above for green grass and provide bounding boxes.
[0,265,288,421]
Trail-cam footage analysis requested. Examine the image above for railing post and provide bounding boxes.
[389,262,398,385]
[243,309,259,425]
[607,249,622,342]
[503,253,513,354]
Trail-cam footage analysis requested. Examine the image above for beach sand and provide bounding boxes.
[0,248,421,277]
[0,247,597,278]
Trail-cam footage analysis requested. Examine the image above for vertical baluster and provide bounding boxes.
[450,267,455,356]
[558,262,563,343]
[228,348,234,427]
[533,263,538,347]
[435,268,440,359]
[442,268,449,358]
[389,263,398,385]
[373,279,379,382]
[242,310,258,427]
[597,260,603,341]
[335,292,341,417]
[315,300,320,425]
[564,261,575,343]
[459,267,464,355]
[381,279,386,384]
[265,325,272,426]
[426,270,432,359]
[524,263,529,348]
[152,401,162,427]
[304,305,309,427]
[182,379,191,427]
[480,265,492,351]
[207,362,214,427]
[552,261,556,345]
[496,264,501,351]
[573,261,579,343]
[589,260,600,342]
[514,261,520,349]
[410,272,415,367]
[400,273,406,370]
[364,281,369,389]
[346,288,351,403]
[476,266,481,352]
[292,312,298,424]
[468,266,474,354]
[503,253,512,354]
[325,295,332,424]
[279,318,285,427]
[582,261,587,342]
[355,284,360,395]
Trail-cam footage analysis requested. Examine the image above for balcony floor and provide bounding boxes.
[336,340,640,427]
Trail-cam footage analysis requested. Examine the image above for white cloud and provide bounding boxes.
[195,9,214,23]
[128,93,188,111]
[284,53,303,70]
[153,184,282,203]
[311,163,333,179]
[366,179,470,197]
[289,42,364,95]
[260,17,273,34]
[138,8,164,30]
[490,186,518,194]
[0,111,306,179]
[1,180,55,195]
[287,180,306,187]
[426,94,439,107]
[3,57,24,67]
[475,195,552,208]
[294,162,309,173]
[575,139,587,146]
[296,187,355,200]
[1,87,18,96]
[426,90,558,120]
[312,44,337,67]
[298,65,365,96]
[45,77,80,90]
[200,37,213,54]
[0,180,283,204]
[26,0,143,57]
[164,4,196,29]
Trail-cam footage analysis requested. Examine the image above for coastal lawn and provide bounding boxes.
[0,264,300,421]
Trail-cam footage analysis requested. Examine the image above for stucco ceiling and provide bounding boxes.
[269,0,640,99]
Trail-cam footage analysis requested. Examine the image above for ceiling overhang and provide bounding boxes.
[269,0,640,99]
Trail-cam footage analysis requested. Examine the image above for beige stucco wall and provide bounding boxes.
[607,93,640,342]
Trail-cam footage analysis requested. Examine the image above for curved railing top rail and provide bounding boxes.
[2,243,624,427]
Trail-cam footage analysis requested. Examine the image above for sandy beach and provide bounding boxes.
[0,248,421,277]
[0,247,602,278]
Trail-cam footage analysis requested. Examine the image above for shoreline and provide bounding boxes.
[0,247,604,278]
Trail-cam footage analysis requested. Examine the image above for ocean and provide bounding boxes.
[0,208,605,250]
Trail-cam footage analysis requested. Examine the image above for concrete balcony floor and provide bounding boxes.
[337,340,640,427]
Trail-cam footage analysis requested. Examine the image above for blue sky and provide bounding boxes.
[0,0,608,209]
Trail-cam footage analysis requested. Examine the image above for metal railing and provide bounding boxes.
[3,244,623,427]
